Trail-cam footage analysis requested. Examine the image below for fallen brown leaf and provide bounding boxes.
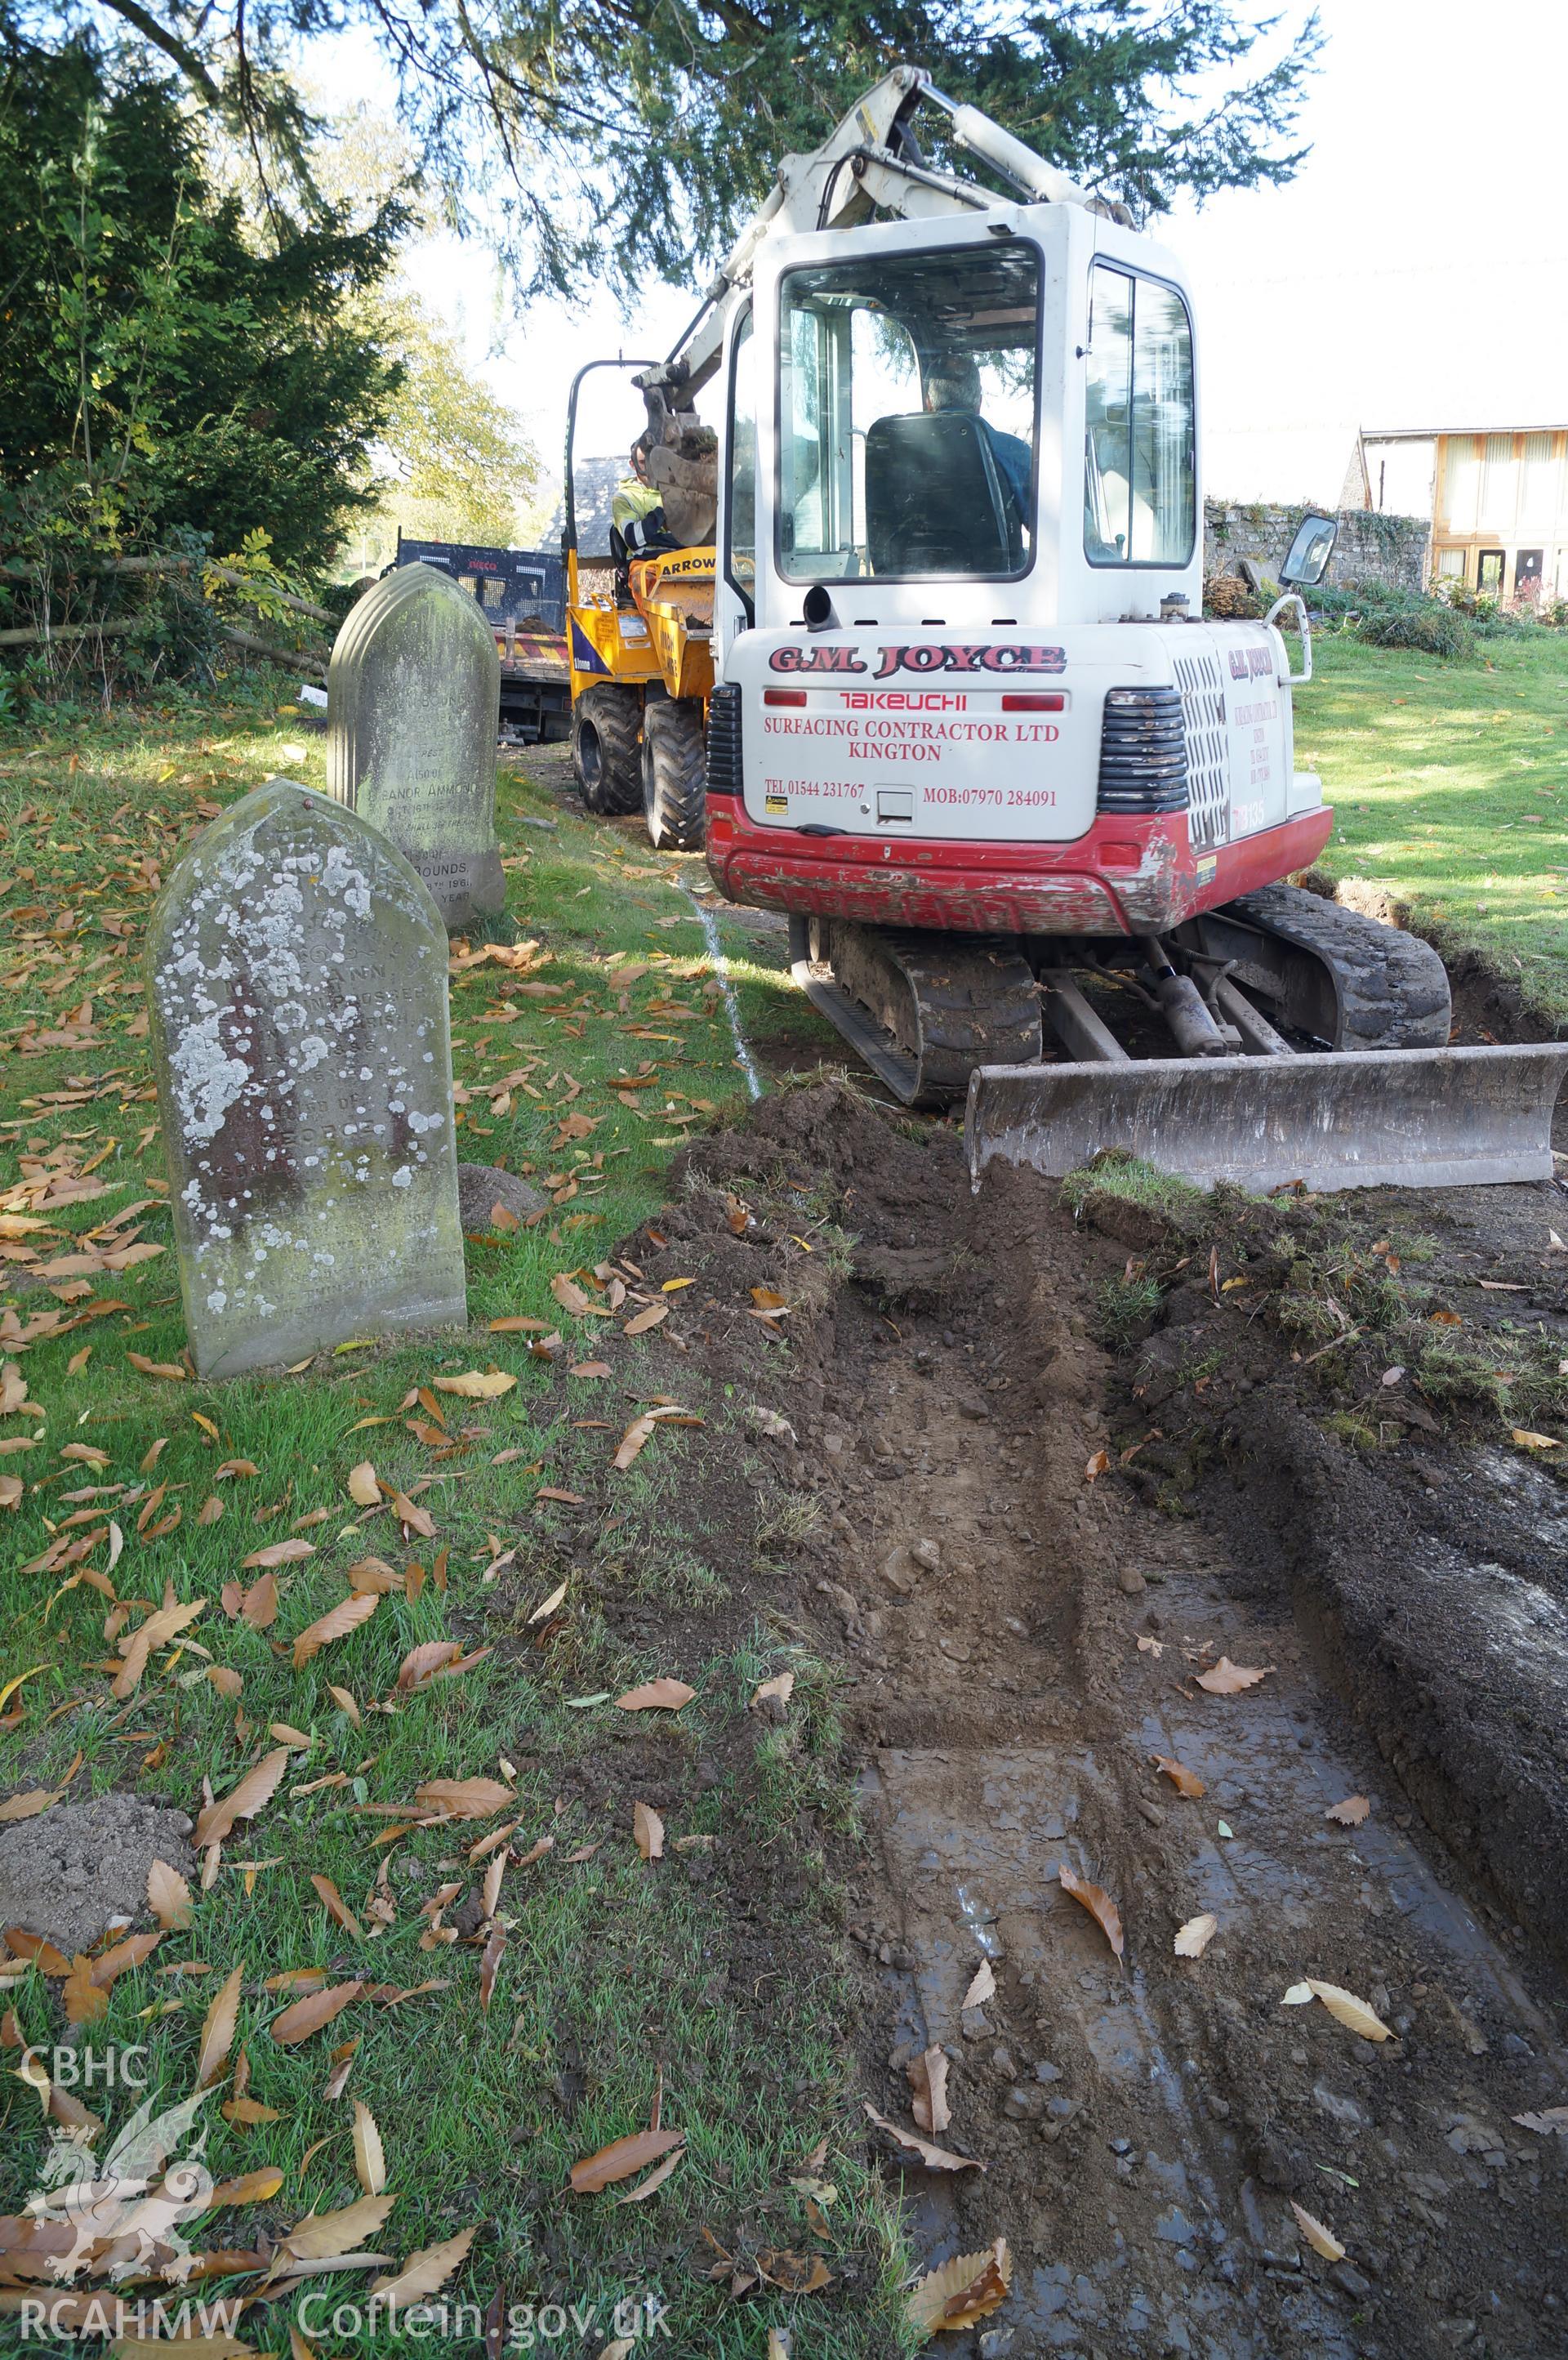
[346,1556,404,1595]
[569,2126,685,2194]
[210,2167,285,2207]
[369,2225,477,2309]
[292,1590,378,1670]
[430,1370,516,1399]
[242,1537,316,1570]
[1195,1656,1273,1694]
[351,2098,386,2195]
[1290,2200,1346,2262]
[479,1926,506,2012]
[280,2190,396,2260]
[346,1461,381,1508]
[614,1678,694,1713]
[63,1951,108,2026]
[633,1801,665,1863]
[0,1786,64,1825]
[613,2146,684,2205]
[1152,1756,1205,1799]
[271,1979,363,2045]
[1305,1979,1392,2041]
[414,1776,514,1820]
[147,1858,193,1931]
[311,1875,364,1939]
[862,2103,984,2173]
[197,1963,243,2086]
[195,1747,289,1847]
[960,1959,996,2011]
[907,2045,949,2135]
[906,2238,1012,2339]
[240,1572,278,1631]
[1058,1863,1125,1961]
[1325,1796,1370,1826]
[1173,1912,1218,1959]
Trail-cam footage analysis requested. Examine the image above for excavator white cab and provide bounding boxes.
[632,66,1568,1190]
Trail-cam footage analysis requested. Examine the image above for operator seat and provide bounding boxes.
[865,411,1023,577]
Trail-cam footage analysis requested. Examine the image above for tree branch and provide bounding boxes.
[93,0,225,105]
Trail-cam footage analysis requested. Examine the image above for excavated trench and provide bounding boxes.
[666,1086,1568,2359]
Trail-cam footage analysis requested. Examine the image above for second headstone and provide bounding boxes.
[327,564,506,934]
[147,775,466,1379]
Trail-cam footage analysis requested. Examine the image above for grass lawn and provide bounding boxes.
[1298,627,1568,1023]
[0,671,902,2357]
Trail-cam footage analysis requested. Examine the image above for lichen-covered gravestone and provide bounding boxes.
[148,776,466,1379]
[326,564,506,933]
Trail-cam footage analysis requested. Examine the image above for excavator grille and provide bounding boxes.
[1095,686,1188,814]
[1172,649,1231,851]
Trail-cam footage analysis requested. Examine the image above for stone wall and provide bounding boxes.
[1205,500,1428,593]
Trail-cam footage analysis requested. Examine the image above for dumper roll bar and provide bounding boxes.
[561,357,659,559]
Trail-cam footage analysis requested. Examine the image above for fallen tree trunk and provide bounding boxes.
[0,617,137,646]
[1,554,337,626]
[218,624,329,678]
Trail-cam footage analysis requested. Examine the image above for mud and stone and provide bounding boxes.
[0,1795,194,1955]
[146,775,466,1379]
[556,1083,1568,2360]
[326,563,506,933]
[456,1161,546,1231]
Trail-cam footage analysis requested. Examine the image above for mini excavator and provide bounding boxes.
[561,65,1567,1189]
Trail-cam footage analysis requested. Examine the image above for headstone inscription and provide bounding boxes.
[147,776,466,1380]
[326,564,506,933]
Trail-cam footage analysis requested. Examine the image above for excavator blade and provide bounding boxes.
[965,1043,1568,1196]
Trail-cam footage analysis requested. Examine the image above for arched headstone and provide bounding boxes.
[148,776,466,1379]
[326,564,506,933]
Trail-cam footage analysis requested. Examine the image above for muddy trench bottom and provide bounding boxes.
[807,1160,1568,2360]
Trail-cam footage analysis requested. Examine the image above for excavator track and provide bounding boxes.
[791,920,1041,1108]
[1186,881,1453,1050]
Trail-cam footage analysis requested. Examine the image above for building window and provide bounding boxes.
[1441,435,1481,533]
[1478,435,1516,533]
[1435,547,1466,580]
[1084,264,1196,566]
[1521,433,1557,533]
[1477,549,1505,593]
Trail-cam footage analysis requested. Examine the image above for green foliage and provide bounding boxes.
[1095,1270,1165,1345]
[1298,629,1568,1024]
[1352,603,1475,659]
[1307,581,1474,660]
[359,293,539,549]
[0,29,403,578]
[1060,1149,1207,1227]
[7,0,1321,297]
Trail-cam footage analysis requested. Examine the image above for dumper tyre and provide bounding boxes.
[572,685,644,815]
[641,698,706,851]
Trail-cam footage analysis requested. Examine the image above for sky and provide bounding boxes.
[396,0,1568,511]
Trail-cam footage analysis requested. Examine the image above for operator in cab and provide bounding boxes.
[924,352,1031,535]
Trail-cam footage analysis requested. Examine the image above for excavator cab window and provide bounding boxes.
[1083,262,1195,568]
[777,242,1040,582]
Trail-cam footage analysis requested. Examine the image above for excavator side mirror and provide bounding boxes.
[1279,514,1337,589]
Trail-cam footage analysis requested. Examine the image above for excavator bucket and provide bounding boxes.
[965,1043,1568,1196]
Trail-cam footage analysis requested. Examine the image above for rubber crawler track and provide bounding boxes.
[881,932,1042,1100]
[1226,881,1453,1050]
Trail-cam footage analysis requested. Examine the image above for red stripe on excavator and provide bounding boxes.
[703,804,1334,936]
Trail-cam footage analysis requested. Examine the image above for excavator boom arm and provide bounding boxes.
[638,63,1111,410]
